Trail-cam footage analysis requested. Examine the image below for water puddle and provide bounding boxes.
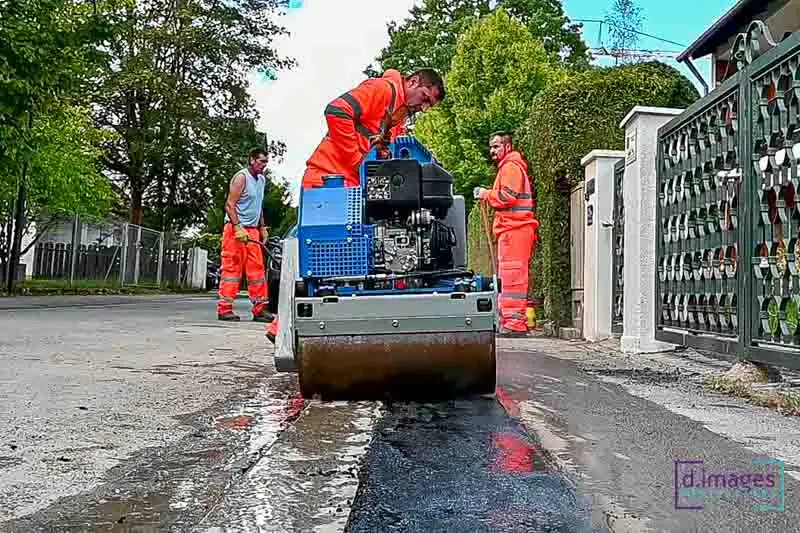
[197,401,381,533]
[1,372,307,532]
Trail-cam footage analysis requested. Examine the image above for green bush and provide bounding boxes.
[515,60,699,327]
[467,202,496,277]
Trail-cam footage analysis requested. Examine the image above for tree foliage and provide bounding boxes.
[517,61,699,326]
[414,9,562,211]
[94,0,294,230]
[1,0,298,281]
[605,0,645,64]
[366,0,589,77]
[0,104,117,265]
[0,0,117,268]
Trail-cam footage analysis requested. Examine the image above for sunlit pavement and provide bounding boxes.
[0,297,797,532]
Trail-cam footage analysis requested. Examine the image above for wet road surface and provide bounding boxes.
[346,399,600,533]
[498,347,799,532]
[2,296,797,532]
[1,297,604,533]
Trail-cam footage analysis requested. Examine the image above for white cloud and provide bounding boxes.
[248,0,420,204]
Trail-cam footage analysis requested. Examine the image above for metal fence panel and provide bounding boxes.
[30,216,199,288]
[655,77,741,356]
[611,160,625,335]
[745,30,800,367]
[655,23,800,368]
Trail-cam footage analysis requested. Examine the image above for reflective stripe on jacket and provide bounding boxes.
[302,69,406,189]
[483,150,539,237]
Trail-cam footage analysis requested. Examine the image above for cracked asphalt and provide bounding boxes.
[1,296,797,532]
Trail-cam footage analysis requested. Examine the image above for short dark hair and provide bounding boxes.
[249,147,268,161]
[409,68,446,101]
[489,131,513,146]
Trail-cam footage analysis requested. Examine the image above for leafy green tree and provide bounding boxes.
[95,0,294,229]
[414,9,562,210]
[366,0,588,76]
[0,103,116,270]
[0,0,116,276]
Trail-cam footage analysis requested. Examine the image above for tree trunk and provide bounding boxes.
[130,188,143,225]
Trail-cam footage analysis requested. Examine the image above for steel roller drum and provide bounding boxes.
[297,331,496,401]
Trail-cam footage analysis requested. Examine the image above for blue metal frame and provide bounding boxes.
[295,136,486,298]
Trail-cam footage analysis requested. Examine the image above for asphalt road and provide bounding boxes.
[0,295,796,532]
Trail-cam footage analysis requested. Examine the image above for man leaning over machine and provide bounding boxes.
[217,147,273,323]
[266,67,447,344]
[474,131,539,337]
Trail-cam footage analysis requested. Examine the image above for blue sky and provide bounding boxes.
[251,1,739,200]
[563,0,736,87]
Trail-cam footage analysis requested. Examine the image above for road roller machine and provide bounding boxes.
[269,136,498,401]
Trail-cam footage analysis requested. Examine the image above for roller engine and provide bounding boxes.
[269,136,498,401]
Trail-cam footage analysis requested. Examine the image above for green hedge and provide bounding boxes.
[465,61,699,327]
[467,201,496,277]
[517,61,699,327]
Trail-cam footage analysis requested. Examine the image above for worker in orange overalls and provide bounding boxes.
[474,131,539,337]
[300,68,445,189]
[266,68,446,344]
[217,147,273,323]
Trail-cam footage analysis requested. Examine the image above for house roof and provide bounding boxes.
[677,0,788,62]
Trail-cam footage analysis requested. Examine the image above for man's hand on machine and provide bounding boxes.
[260,226,269,242]
[473,186,488,200]
[234,224,249,242]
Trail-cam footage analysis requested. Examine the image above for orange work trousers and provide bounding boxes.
[497,224,536,332]
[217,223,268,317]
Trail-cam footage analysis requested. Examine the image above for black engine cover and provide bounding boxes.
[364,159,421,215]
[421,162,453,211]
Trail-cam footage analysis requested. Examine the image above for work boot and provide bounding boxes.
[252,310,274,323]
[218,311,240,321]
[266,320,278,344]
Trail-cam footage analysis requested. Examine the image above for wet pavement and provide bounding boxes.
[346,399,602,533]
[2,297,798,532]
[498,346,799,532]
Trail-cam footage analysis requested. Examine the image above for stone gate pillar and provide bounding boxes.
[581,150,625,342]
[619,106,684,354]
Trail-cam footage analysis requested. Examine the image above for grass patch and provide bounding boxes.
[705,375,800,416]
[1,278,207,297]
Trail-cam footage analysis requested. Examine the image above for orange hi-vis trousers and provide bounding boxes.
[217,223,268,317]
[497,224,536,332]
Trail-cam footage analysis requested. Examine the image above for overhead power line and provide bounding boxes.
[572,18,688,49]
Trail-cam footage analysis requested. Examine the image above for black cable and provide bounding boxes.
[573,18,687,48]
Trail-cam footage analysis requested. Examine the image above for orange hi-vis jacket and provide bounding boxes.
[483,150,539,237]
[302,69,407,189]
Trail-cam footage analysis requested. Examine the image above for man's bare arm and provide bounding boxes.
[224,173,245,226]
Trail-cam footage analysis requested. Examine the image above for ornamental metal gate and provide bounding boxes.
[611,159,625,335]
[656,22,800,368]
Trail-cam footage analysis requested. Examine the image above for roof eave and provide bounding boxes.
[677,0,779,63]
